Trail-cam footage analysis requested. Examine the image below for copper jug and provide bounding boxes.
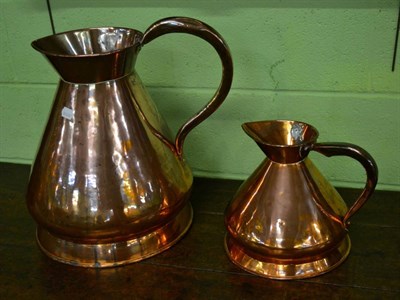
[225,120,378,279]
[27,17,233,267]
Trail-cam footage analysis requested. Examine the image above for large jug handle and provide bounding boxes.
[142,17,233,156]
[313,142,378,227]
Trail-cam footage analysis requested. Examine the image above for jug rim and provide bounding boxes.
[31,26,143,58]
[242,119,319,148]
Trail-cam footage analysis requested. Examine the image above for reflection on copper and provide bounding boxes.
[225,120,378,279]
[27,17,233,267]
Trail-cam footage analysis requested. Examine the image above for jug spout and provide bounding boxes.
[242,120,319,163]
[31,27,143,83]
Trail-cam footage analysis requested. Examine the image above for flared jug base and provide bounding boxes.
[224,234,351,280]
[36,203,193,268]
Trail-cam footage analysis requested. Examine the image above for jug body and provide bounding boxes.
[225,120,378,279]
[27,17,233,267]
[27,73,194,267]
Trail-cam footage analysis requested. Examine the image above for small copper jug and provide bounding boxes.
[225,120,378,279]
[27,17,233,267]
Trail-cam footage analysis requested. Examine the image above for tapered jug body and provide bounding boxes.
[27,17,233,267]
[225,120,378,279]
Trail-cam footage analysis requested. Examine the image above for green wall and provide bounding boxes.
[1,0,399,190]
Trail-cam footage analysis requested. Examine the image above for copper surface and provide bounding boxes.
[225,120,378,279]
[37,203,193,268]
[27,17,233,267]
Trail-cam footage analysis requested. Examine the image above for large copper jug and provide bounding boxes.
[225,120,378,279]
[27,17,233,267]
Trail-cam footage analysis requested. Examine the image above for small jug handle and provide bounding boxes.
[313,142,378,227]
[142,17,233,156]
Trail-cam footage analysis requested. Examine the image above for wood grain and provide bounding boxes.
[0,163,399,299]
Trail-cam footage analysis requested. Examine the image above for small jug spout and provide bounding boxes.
[242,120,319,163]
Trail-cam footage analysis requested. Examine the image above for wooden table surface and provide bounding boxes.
[0,162,399,299]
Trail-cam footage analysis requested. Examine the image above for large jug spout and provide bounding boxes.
[31,27,143,83]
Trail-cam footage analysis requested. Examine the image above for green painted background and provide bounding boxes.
[1,0,399,190]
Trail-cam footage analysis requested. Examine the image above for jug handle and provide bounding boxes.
[142,17,233,156]
[313,142,378,227]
